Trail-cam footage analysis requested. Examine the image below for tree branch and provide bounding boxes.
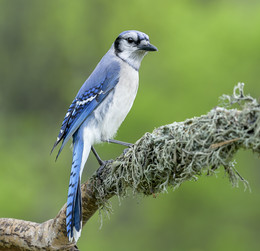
[0,84,259,250]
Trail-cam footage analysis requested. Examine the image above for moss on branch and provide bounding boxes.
[93,83,259,206]
[0,84,259,250]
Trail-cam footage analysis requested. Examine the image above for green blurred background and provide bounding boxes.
[0,0,260,250]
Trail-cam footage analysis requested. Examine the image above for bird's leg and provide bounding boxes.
[93,139,134,177]
[105,139,133,147]
[91,146,112,177]
[91,146,104,166]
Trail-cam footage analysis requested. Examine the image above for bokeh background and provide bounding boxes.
[0,0,260,250]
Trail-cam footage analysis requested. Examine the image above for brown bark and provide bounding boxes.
[0,181,99,251]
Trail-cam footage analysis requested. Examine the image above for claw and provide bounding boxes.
[96,160,113,178]
[123,147,132,155]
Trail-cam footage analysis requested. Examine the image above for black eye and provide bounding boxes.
[127,37,134,43]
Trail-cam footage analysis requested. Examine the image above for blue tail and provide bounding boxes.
[66,132,90,242]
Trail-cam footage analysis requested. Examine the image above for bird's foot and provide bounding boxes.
[96,159,113,179]
[123,146,133,155]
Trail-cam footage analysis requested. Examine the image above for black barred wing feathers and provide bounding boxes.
[51,83,103,157]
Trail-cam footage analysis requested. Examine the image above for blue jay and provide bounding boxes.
[51,30,157,242]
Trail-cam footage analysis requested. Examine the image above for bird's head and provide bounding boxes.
[114,30,157,70]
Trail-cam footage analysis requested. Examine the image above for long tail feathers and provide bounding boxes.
[66,136,91,242]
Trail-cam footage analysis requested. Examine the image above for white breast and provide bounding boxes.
[82,62,139,144]
[99,63,139,140]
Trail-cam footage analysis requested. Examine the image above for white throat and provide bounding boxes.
[116,49,147,71]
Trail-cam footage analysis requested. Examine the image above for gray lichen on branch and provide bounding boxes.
[0,84,259,250]
[93,83,259,206]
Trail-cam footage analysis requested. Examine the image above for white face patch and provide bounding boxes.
[117,48,147,71]
[115,30,151,70]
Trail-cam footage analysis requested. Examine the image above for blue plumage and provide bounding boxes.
[52,30,157,242]
[66,131,83,240]
[52,60,120,159]
[52,83,105,159]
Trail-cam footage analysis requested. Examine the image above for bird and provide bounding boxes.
[51,30,157,242]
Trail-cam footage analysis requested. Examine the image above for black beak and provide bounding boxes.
[138,42,158,52]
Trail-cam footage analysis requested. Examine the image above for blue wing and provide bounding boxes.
[51,58,120,159]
